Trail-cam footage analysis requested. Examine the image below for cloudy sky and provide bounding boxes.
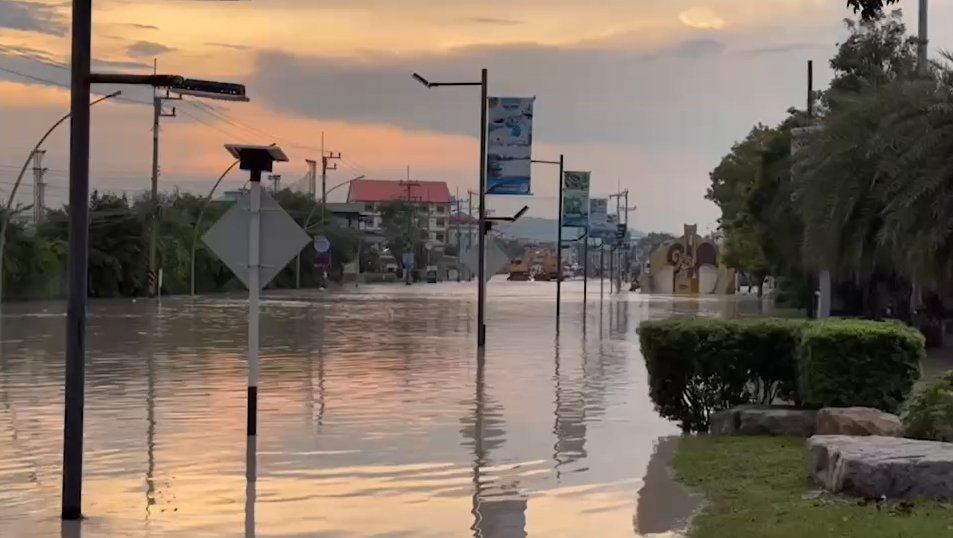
[0,0,938,233]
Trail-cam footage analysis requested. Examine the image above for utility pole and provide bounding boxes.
[32,150,47,225]
[919,0,929,74]
[807,60,832,319]
[807,60,814,117]
[148,61,180,298]
[320,133,341,223]
[466,189,477,281]
[306,159,317,199]
[400,177,420,285]
[455,189,462,282]
[600,244,605,302]
[622,189,629,289]
[268,174,281,194]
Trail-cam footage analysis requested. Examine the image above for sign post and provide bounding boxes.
[202,145,308,454]
[562,170,591,311]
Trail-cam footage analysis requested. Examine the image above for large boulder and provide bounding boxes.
[710,405,817,436]
[807,435,953,500]
[816,407,903,437]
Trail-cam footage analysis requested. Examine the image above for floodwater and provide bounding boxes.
[0,281,751,538]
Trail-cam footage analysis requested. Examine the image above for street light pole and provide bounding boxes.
[190,159,240,296]
[0,91,120,313]
[476,69,488,347]
[296,174,365,288]
[412,68,489,348]
[919,0,929,74]
[532,154,564,328]
[64,5,249,516]
[62,0,92,518]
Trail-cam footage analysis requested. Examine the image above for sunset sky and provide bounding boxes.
[0,0,939,233]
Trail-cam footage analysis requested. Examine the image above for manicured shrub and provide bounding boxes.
[798,320,923,412]
[638,318,803,432]
[901,371,953,442]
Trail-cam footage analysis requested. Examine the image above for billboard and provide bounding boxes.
[589,198,609,232]
[486,97,534,195]
[590,212,618,242]
[561,171,591,228]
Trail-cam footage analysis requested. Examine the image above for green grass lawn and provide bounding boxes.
[672,436,953,538]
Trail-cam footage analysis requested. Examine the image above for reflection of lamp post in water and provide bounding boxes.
[466,353,528,537]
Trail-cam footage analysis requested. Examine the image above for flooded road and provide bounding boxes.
[0,281,748,537]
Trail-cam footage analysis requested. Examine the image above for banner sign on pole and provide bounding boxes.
[561,171,591,228]
[486,97,534,195]
[589,198,609,232]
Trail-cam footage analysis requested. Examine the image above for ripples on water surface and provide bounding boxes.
[0,281,766,537]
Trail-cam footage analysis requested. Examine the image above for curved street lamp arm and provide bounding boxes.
[0,90,121,305]
[303,175,365,232]
[4,91,122,213]
[189,159,240,296]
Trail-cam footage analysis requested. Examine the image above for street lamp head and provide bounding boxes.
[172,78,249,102]
[225,144,288,178]
[411,73,432,88]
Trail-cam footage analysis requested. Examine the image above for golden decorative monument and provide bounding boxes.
[641,225,735,295]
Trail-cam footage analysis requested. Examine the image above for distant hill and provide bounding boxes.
[498,216,644,243]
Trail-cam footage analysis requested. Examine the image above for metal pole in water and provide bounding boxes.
[477,68,488,348]
[247,171,261,440]
[600,245,605,303]
[583,232,588,312]
[556,154,564,325]
[62,0,91,519]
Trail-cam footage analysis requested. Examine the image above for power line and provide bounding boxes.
[0,63,150,105]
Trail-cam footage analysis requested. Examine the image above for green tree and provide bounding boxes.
[634,232,676,266]
[378,200,426,261]
[847,0,900,20]
[707,125,774,292]
[85,191,147,297]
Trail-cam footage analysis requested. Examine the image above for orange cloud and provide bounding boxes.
[678,7,726,30]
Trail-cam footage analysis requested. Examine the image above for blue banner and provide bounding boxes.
[486,97,534,195]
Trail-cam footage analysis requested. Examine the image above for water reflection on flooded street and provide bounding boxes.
[0,281,758,537]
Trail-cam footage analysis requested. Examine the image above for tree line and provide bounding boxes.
[708,10,953,329]
[1,189,369,300]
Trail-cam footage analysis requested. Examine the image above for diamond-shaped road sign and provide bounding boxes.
[462,239,511,281]
[202,189,311,289]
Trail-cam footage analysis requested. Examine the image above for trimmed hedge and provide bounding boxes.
[902,371,953,442]
[799,321,923,412]
[638,319,803,432]
[638,318,924,432]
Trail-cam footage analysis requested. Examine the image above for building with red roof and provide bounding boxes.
[347,179,453,249]
[347,179,451,205]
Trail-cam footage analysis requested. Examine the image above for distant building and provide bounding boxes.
[216,189,246,203]
[448,211,479,251]
[346,179,452,249]
[324,202,372,231]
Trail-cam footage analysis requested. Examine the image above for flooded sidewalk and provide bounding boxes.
[0,282,743,537]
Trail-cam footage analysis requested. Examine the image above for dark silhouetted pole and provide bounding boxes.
[62,0,92,520]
